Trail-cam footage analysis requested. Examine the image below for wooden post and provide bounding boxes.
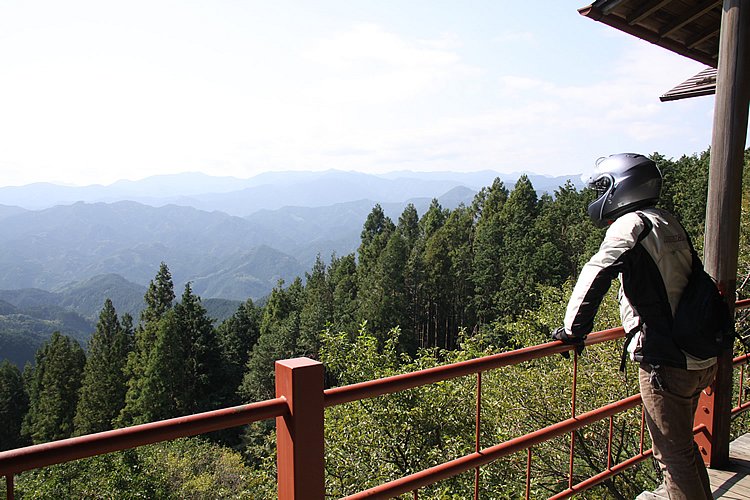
[276,357,325,499]
[700,0,750,468]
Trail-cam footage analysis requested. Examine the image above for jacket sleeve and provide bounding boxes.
[563,213,646,337]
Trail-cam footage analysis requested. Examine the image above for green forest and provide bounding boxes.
[2,149,750,499]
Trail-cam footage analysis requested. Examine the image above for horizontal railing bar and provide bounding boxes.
[732,400,750,416]
[324,327,625,407]
[734,352,750,366]
[547,451,653,500]
[343,394,642,499]
[0,397,288,476]
[551,423,707,499]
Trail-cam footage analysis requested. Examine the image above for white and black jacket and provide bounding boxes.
[563,207,716,370]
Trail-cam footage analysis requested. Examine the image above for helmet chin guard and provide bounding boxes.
[583,153,661,227]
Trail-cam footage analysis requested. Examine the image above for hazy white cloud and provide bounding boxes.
[0,2,720,186]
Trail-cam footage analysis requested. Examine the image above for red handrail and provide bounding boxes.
[343,395,644,499]
[0,397,288,477]
[323,327,625,407]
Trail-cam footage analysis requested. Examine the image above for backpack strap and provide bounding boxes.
[681,226,704,274]
[619,212,654,372]
[635,211,653,245]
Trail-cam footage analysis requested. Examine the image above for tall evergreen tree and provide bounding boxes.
[74,299,131,435]
[176,283,222,414]
[373,228,410,343]
[239,279,304,401]
[141,262,176,325]
[216,298,261,407]
[398,203,420,249]
[120,263,175,425]
[419,198,448,240]
[358,204,395,275]
[472,179,509,323]
[357,205,396,334]
[0,360,29,451]
[22,332,85,444]
[125,283,222,422]
[329,253,359,335]
[442,206,476,346]
[496,175,540,317]
[299,255,333,357]
[422,221,453,348]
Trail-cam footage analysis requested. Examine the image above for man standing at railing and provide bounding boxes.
[551,153,717,500]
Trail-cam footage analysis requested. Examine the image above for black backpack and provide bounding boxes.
[672,234,735,359]
[636,213,734,360]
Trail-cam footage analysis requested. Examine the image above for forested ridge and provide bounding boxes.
[2,150,750,498]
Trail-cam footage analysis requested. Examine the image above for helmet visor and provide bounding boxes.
[590,177,611,197]
[581,157,612,196]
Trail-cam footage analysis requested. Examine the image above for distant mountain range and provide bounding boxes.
[0,169,581,215]
[0,169,581,367]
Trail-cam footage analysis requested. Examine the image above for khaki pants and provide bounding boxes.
[639,363,717,500]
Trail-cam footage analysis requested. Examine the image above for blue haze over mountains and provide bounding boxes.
[0,169,580,366]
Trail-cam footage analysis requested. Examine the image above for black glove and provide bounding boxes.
[551,326,585,359]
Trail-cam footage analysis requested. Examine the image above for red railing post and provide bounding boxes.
[694,352,733,467]
[276,357,325,500]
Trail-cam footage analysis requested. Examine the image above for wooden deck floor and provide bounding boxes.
[637,433,750,499]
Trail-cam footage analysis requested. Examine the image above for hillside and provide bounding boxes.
[0,274,241,367]
[0,304,94,368]
[0,201,305,299]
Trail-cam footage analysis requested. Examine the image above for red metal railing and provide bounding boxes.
[2,300,750,499]
[0,398,288,492]
[327,327,648,499]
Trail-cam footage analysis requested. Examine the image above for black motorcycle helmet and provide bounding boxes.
[584,153,662,228]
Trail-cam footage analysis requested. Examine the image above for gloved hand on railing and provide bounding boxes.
[550,326,585,359]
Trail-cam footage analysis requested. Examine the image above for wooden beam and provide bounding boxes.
[703,0,750,469]
[628,0,673,26]
[660,0,721,38]
[687,26,720,49]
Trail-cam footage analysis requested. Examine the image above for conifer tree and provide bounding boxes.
[119,263,175,425]
[373,226,410,344]
[141,262,176,325]
[495,175,540,317]
[442,206,476,346]
[358,204,395,274]
[137,308,186,421]
[298,255,333,357]
[217,298,261,407]
[329,253,359,335]
[398,203,420,249]
[472,178,509,323]
[22,332,85,444]
[0,360,29,451]
[422,221,452,348]
[176,283,222,414]
[239,279,304,401]
[74,299,131,435]
[357,205,396,334]
[419,198,447,240]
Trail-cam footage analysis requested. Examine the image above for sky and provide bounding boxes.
[0,1,718,187]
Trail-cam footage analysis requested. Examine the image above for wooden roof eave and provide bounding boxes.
[578,5,719,68]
